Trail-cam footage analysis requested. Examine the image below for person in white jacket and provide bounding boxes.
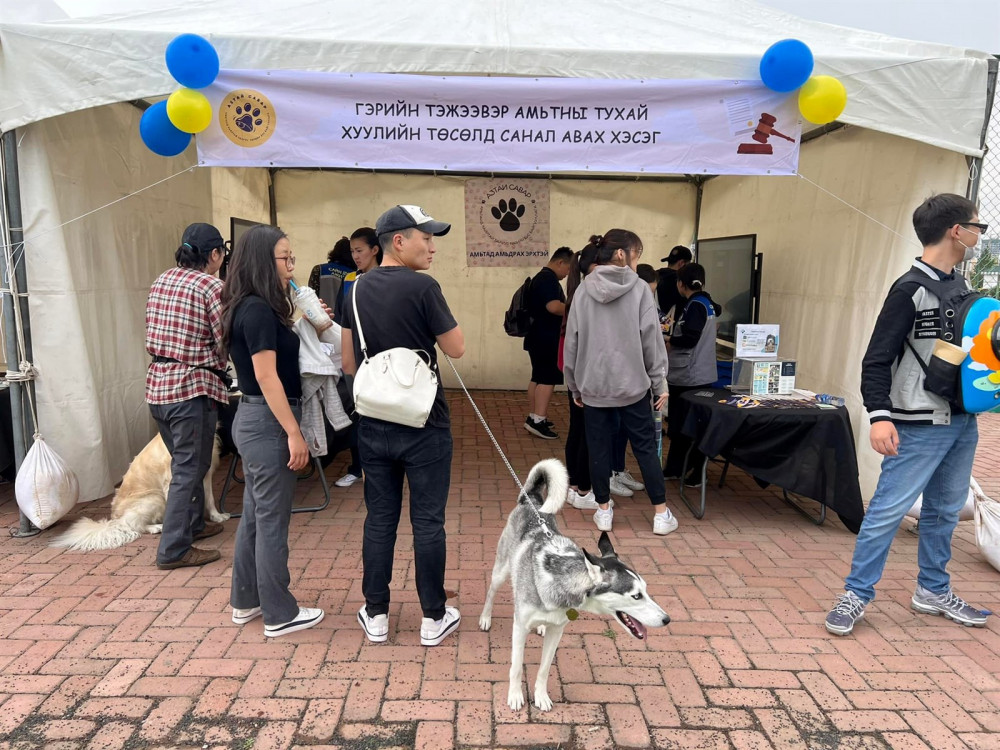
[563,229,678,536]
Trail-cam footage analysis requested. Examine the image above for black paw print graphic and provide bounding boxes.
[491,198,526,232]
[235,104,263,133]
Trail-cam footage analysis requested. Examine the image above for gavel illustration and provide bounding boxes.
[738,113,795,155]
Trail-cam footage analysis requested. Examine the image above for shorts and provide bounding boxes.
[527,340,563,386]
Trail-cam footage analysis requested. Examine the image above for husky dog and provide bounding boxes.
[50,433,227,551]
[479,458,671,711]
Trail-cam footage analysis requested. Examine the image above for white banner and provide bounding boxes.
[197,70,801,176]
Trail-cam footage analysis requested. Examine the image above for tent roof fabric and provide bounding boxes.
[0,0,993,155]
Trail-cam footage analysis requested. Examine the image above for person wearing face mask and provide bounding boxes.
[825,193,990,637]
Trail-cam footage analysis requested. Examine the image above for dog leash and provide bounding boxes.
[443,355,553,539]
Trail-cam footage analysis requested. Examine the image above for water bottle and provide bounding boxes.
[289,280,333,332]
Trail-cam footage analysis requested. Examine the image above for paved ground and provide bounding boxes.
[2,390,999,749]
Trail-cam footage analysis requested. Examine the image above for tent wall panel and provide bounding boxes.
[273,171,695,390]
[19,103,211,502]
[700,127,969,497]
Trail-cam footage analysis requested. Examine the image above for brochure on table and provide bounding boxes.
[736,324,780,359]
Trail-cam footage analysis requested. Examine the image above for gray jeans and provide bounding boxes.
[229,399,302,625]
[149,397,218,565]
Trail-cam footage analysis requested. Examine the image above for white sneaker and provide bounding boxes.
[335,472,362,488]
[594,507,614,532]
[616,470,645,492]
[420,606,461,646]
[264,607,324,638]
[357,605,389,643]
[609,475,634,497]
[232,606,262,625]
[566,489,597,510]
[653,510,679,536]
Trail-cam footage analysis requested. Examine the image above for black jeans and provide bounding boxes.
[149,397,217,565]
[663,384,711,478]
[564,393,591,492]
[584,394,665,507]
[358,419,453,620]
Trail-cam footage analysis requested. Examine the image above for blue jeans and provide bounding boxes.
[845,415,978,603]
[358,419,453,620]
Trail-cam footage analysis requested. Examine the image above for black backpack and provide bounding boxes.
[503,276,533,337]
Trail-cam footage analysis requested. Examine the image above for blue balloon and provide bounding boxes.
[759,39,814,93]
[139,101,192,157]
[165,33,220,89]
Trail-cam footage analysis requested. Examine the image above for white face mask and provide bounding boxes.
[957,232,980,263]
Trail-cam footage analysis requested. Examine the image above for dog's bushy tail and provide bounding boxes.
[522,458,569,514]
[49,504,151,551]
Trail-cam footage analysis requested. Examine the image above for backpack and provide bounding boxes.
[503,276,533,337]
[893,270,1000,413]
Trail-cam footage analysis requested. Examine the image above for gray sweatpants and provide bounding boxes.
[229,399,301,625]
[149,397,217,565]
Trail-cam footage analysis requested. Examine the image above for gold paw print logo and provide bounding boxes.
[219,89,276,147]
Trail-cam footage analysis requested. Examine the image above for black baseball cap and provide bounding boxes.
[661,245,693,264]
[181,222,225,253]
[375,205,451,237]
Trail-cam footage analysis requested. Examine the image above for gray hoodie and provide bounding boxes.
[563,265,668,407]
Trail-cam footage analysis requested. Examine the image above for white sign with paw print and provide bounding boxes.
[464,178,550,267]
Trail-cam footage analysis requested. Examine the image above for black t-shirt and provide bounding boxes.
[341,266,458,429]
[229,295,302,398]
[527,267,565,342]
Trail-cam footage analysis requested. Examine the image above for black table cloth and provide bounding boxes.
[680,388,864,531]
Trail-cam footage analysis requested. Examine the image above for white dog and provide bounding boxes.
[480,458,671,711]
[50,433,227,551]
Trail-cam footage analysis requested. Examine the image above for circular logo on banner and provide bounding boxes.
[479,187,538,245]
[219,89,276,148]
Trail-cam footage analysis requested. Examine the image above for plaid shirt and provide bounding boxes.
[145,266,227,405]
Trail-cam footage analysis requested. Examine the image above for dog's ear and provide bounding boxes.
[582,548,604,584]
[597,531,617,558]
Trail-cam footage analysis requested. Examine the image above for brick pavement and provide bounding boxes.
[1,391,999,749]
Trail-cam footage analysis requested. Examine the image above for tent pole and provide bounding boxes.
[692,177,705,247]
[968,56,998,206]
[268,168,279,226]
[0,129,39,537]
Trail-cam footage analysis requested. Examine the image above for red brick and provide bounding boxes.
[275,678,350,698]
[381,699,456,722]
[385,661,423,700]
[494,723,572,746]
[0,693,46,734]
[457,700,493,746]
[75,697,154,719]
[128,675,208,697]
[85,720,136,750]
[902,710,971,750]
[606,703,651,748]
[139,697,191,740]
[420,679,491,701]
[238,659,287,698]
[0,674,65,693]
[680,708,755,728]
[253,720,296,750]
[342,679,385,721]
[43,719,99,740]
[730,730,779,749]
[298,698,344,741]
[3,639,64,674]
[754,708,809,749]
[193,677,241,718]
[415,720,454,750]
[178,658,254,678]
[661,667,706,708]
[829,710,910,732]
[650,728,734,748]
[229,697,307,719]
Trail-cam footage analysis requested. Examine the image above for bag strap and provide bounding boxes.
[904,338,929,376]
[350,274,369,362]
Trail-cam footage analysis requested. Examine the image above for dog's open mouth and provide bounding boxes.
[616,611,647,639]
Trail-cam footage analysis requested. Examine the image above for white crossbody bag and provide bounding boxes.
[350,274,439,428]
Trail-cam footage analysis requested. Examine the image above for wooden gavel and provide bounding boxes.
[751,113,795,144]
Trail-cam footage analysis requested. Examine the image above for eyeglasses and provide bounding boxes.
[960,222,989,233]
[275,255,296,266]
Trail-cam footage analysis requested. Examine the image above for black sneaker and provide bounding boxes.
[524,417,558,440]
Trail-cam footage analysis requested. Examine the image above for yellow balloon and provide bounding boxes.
[166,88,212,133]
[798,75,847,125]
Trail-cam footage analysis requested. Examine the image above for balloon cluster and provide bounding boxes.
[139,34,220,157]
[758,39,847,125]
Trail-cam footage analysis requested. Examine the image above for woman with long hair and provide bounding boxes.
[563,229,678,536]
[663,262,720,483]
[333,226,383,489]
[222,224,324,637]
[561,244,599,509]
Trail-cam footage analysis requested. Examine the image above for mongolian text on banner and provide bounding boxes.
[197,71,802,176]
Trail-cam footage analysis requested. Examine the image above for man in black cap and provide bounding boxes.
[146,222,229,570]
[341,205,465,648]
[657,245,693,330]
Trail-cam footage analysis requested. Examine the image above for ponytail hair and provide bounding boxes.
[677,262,706,290]
[565,243,599,313]
[587,228,643,266]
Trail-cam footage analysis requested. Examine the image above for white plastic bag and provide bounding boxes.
[973,477,1000,573]
[906,485,976,522]
[15,436,79,530]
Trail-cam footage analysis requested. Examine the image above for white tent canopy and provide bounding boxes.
[0,1,995,505]
[0,0,993,155]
